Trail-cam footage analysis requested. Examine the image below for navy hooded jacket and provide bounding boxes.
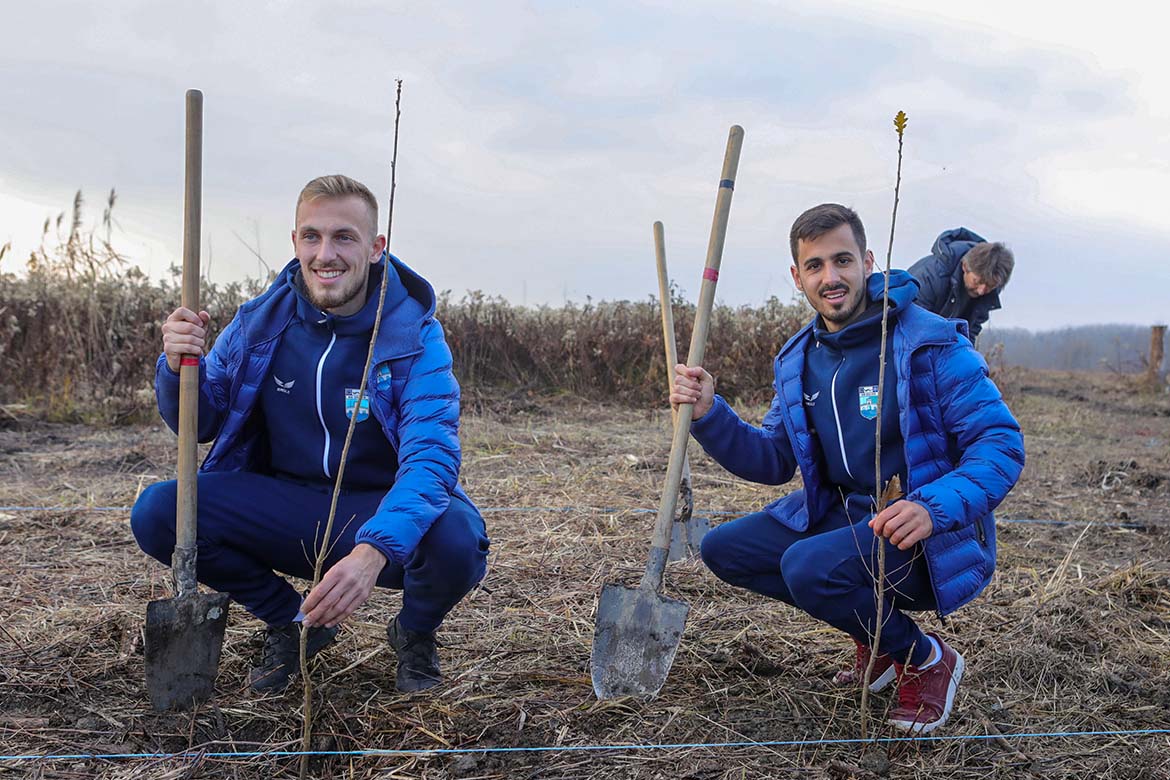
[690,270,1025,616]
[153,253,472,566]
[257,261,400,489]
[802,299,905,498]
[907,227,1001,339]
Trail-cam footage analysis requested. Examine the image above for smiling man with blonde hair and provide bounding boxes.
[131,174,488,696]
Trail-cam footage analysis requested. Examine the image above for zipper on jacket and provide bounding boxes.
[976,517,987,545]
[916,543,946,622]
[829,359,854,481]
[315,332,337,478]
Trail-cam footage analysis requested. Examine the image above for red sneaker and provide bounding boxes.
[887,633,965,734]
[833,639,895,692]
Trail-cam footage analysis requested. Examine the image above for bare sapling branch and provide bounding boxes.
[299,79,404,780]
[860,109,907,739]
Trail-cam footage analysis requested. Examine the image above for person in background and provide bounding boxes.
[908,228,1014,340]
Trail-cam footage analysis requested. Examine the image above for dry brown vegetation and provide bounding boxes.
[0,194,809,424]
[0,193,268,423]
[2,368,1169,779]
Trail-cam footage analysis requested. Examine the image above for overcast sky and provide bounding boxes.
[2,0,1167,330]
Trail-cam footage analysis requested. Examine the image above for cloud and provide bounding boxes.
[0,0,1167,330]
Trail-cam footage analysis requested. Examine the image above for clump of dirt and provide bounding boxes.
[1079,459,1165,491]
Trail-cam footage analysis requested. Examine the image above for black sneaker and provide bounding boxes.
[386,616,441,692]
[249,622,339,693]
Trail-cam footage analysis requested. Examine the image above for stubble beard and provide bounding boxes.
[304,270,368,315]
[817,285,867,327]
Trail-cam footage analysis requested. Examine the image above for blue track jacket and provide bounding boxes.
[154,254,472,566]
[690,270,1025,615]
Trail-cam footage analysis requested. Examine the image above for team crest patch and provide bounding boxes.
[858,385,879,420]
[374,363,393,391]
[345,388,370,422]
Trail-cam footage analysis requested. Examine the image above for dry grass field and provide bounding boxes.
[1,368,1168,779]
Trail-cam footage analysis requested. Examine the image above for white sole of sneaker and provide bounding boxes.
[887,652,965,734]
[869,664,897,693]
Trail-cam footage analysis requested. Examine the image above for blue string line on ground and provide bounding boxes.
[2,728,1168,763]
[0,506,134,512]
[0,505,1149,529]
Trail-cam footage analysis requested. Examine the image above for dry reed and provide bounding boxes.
[0,199,808,423]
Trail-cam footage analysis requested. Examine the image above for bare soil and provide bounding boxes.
[1,368,1168,779]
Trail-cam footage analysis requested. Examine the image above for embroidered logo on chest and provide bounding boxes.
[274,376,295,395]
[802,390,820,407]
[858,385,879,420]
[345,388,370,422]
[374,363,393,392]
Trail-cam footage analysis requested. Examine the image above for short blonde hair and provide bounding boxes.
[295,175,379,237]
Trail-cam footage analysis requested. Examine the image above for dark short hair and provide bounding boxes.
[963,242,1014,288]
[789,203,867,261]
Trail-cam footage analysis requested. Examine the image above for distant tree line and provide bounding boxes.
[980,324,1168,374]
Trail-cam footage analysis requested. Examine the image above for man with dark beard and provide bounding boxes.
[671,203,1023,733]
[131,175,489,695]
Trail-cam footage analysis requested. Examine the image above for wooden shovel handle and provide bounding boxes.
[643,126,743,590]
[653,222,679,379]
[173,88,202,597]
[653,223,692,486]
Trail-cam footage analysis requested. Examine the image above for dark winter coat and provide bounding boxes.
[907,227,1001,339]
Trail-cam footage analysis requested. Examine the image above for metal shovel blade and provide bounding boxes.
[144,589,230,711]
[669,514,712,561]
[686,515,711,549]
[668,478,709,562]
[591,581,690,699]
[667,522,689,562]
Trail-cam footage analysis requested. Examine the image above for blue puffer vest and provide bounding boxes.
[691,270,1025,615]
[153,253,473,565]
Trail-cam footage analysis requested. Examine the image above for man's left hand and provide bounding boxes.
[869,500,934,550]
[301,544,387,628]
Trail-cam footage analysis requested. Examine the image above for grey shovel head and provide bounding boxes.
[145,590,230,711]
[667,477,707,562]
[591,582,690,699]
[668,515,712,561]
[667,521,690,562]
[685,514,711,553]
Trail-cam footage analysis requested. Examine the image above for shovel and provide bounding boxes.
[591,126,743,699]
[144,89,230,711]
[653,222,709,562]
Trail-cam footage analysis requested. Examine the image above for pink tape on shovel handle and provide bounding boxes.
[180,356,199,367]
[703,268,719,282]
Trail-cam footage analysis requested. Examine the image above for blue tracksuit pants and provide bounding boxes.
[700,490,935,666]
[130,472,489,633]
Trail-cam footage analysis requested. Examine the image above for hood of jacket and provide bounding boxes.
[232,252,436,360]
[930,227,986,266]
[781,269,921,360]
